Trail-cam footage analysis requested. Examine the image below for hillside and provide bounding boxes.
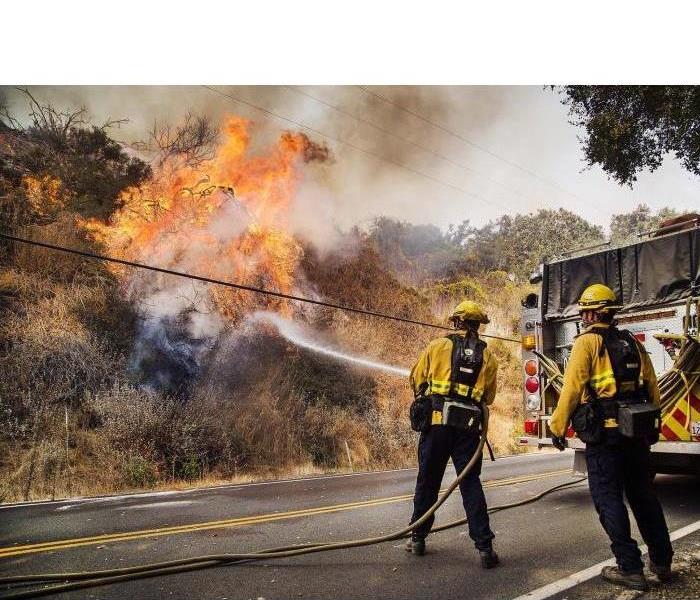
[0,99,675,501]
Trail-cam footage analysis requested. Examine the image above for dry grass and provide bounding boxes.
[0,117,536,502]
[0,221,529,503]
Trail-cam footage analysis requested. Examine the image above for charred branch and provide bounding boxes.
[17,87,89,142]
[151,112,219,167]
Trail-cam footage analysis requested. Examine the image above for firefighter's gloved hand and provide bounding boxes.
[414,382,429,399]
[551,435,568,451]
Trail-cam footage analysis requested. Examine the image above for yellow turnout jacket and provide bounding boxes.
[550,323,660,437]
[409,332,498,406]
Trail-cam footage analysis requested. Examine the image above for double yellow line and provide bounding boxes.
[0,469,570,559]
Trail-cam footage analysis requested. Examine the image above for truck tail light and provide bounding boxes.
[566,426,575,438]
[525,376,539,393]
[526,394,540,411]
[522,334,536,350]
[524,419,539,435]
[524,359,538,376]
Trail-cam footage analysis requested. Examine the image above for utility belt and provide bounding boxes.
[431,396,482,430]
[409,395,482,433]
[570,392,660,445]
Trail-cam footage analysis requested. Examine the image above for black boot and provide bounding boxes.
[405,536,426,556]
[650,562,675,582]
[480,548,499,569]
[601,566,649,591]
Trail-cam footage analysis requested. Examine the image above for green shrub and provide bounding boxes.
[122,455,157,488]
[176,455,202,481]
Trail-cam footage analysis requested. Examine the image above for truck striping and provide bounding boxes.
[664,410,689,440]
[0,469,571,559]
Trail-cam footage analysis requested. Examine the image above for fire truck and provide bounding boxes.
[518,214,700,476]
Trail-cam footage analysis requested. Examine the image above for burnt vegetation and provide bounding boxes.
[1,88,151,227]
[150,112,219,167]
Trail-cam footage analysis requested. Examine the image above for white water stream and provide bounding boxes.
[249,311,410,377]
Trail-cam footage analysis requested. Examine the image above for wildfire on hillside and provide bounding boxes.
[81,116,331,390]
[84,116,329,322]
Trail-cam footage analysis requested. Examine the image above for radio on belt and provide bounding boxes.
[617,402,661,440]
[442,400,482,431]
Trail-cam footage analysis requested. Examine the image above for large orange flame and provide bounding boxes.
[83,116,325,322]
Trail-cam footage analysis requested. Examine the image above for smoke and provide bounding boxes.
[121,188,257,390]
[0,85,506,392]
[0,85,513,239]
[248,311,410,377]
[288,179,345,254]
[281,85,510,230]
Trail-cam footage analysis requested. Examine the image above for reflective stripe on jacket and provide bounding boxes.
[549,323,660,438]
[409,333,498,405]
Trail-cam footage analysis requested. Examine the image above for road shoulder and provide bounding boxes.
[549,529,700,600]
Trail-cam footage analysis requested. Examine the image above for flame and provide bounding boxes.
[22,175,65,220]
[83,116,326,323]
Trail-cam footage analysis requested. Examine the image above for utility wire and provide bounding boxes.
[356,85,609,218]
[0,232,522,344]
[202,85,507,213]
[285,86,531,210]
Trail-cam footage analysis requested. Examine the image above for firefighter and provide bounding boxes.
[406,300,499,568]
[550,283,674,591]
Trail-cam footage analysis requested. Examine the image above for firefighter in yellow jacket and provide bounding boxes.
[550,284,673,591]
[406,300,499,568]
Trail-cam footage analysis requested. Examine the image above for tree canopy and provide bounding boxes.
[609,203,678,244]
[367,217,466,285]
[0,89,151,227]
[461,209,605,280]
[559,86,700,186]
[368,209,605,284]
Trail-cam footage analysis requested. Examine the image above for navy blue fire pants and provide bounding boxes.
[586,435,673,574]
[410,425,494,551]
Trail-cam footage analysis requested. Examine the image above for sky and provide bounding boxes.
[3,85,698,236]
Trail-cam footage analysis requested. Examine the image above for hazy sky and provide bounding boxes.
[3,86,698,235]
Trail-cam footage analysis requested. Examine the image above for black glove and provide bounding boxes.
[415,382,429,399]
[551,435,568,451]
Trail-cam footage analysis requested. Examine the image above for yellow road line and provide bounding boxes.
[0,469,570,559]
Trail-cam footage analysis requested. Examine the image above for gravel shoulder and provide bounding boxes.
[553,530,700,600]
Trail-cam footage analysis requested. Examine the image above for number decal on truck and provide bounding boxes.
[691,421,700,440]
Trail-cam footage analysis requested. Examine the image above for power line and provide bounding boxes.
[356,85,609,218]
[0,232,522,344]
[202,85,511,214]
[285,86,537,208]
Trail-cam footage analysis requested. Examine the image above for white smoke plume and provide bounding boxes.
[119,188,273,389]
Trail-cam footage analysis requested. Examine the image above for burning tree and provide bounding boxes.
[0,88,151,228]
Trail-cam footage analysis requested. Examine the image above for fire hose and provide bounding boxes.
[0,406,587,599]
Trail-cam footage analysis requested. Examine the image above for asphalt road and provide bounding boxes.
[1,451,698,600]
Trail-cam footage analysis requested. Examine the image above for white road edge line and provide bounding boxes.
[0,451,569,509]
[511,518,700,600]
[0,468,418,509]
